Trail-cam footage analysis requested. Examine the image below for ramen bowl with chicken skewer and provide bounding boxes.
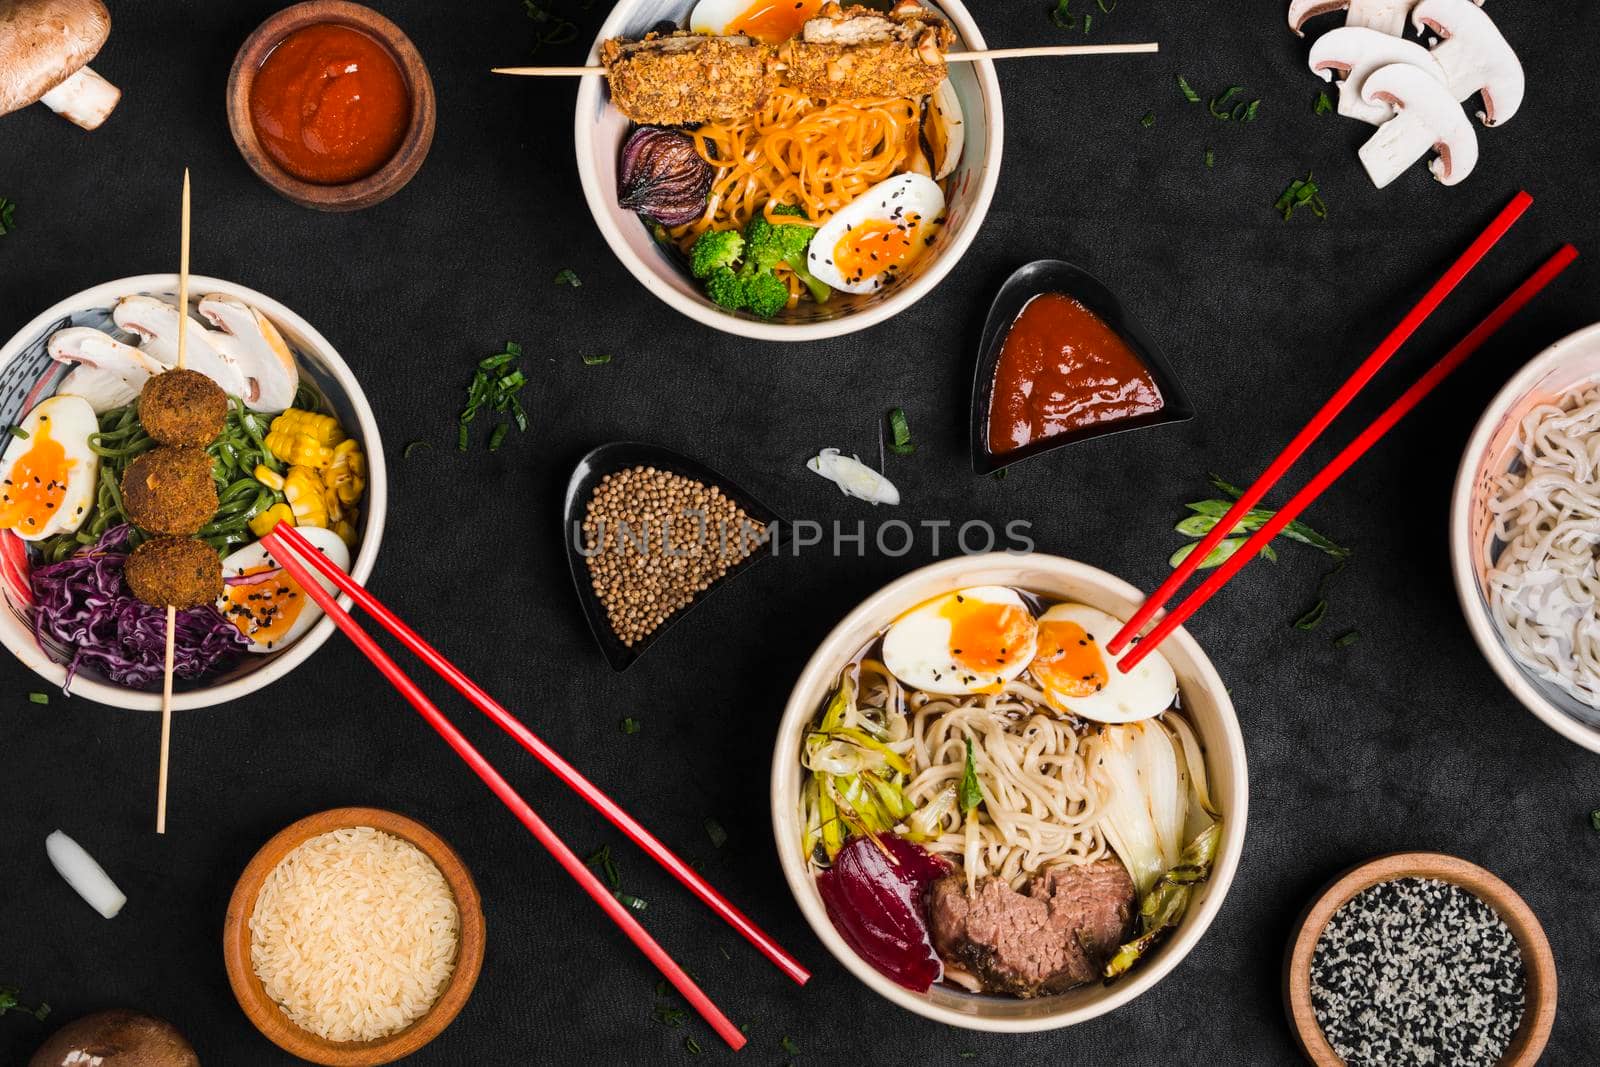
[574,0,1002,340]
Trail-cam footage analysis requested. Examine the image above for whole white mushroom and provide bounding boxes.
[0,0,120,130]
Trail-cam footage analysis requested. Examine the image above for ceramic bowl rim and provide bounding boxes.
[768,552,1248,1031]
[1449,320,1600,755]
[0,273,387,711]
[571,0,1004,342]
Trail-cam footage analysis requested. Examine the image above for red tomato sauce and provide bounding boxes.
[249,24,410,185]
[986,292,1164,455]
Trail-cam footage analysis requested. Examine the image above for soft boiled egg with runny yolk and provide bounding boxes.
[689,0,824,43]
[806,173,945,296]
[881,586,1038,696]
[1028,604,1177,723]
[0,396,100,542]
[217,526,350,653]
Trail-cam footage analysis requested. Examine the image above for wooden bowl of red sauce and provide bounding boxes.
[970,261,1195,475]
[227,1,435,211]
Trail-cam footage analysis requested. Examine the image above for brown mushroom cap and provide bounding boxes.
[28,1009,200,1067]
[0,0,111,116]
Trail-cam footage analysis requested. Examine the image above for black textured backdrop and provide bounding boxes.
[3,2,1599,1064]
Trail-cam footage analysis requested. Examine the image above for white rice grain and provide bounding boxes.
[249,826,459,1042]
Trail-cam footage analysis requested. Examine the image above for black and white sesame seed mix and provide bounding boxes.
[1310,877,1525,1067]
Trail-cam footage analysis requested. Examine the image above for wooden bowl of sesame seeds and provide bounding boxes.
[1285,852,1555,1067]
[563,442,778,670]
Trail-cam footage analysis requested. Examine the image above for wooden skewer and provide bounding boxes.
[155,167,190,836]
[489,41,1158,76]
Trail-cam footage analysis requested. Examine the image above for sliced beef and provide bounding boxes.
[928,858,1136,997]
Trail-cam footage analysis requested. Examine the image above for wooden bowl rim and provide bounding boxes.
[222,806,485,1066]
[225,1,436,211]
[1283,851,1556,1067]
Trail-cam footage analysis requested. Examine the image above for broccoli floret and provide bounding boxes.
[744,213,814,271]
[705,266,748,311]
[690,229,745,280]
[741,269,791,318]
[769,203,809,219]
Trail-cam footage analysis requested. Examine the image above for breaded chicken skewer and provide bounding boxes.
[493,2,1157,127]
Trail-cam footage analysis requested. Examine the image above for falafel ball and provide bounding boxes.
[121,446,218,536]
[125,536,223,609]
[139,369,227,447]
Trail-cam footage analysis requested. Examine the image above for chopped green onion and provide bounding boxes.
[653,1004,687,1026]
[7,425,29,440]
[488,424,509,451]
[992,469,1006,481]
[1590,809,1600,832]
[1275,172,1328,221]
[887,407,915,455]
[616,892,647,912]
[1082,12,1092,32]
[781,1036,801,1055]
[1315,90,1333,115]
[1205,148,1215,168]
[582,353,612,366]
[554,268,582,287]
[704,818,728,849]
[1209,85,1241,119]
[0,198,14,237]
[959,739,983,814]
[402,440,431,458]
[0,985,49,1021]
[1294,601,1328,631]
[1239,98,1261,122]
[1140,110,1156,128]
[1333,630,1360,648]
[1049,0,1076,30]
[27,691,48,705]
[684,1036,703,1055]
[1176,74,1200,103]
[586,845,621,889]
[621,716,641,735]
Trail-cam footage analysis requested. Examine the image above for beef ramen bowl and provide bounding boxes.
[770,553,1247,1031]
[0,275,386,711]
[1452,321,1600,755]
[573,0,1001,342]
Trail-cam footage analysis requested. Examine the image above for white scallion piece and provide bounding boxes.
[46,829,126,919]
[807,448,900,506]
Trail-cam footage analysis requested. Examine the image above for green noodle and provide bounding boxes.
[36,397,289,562]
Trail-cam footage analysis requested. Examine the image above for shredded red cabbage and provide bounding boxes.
[29,525,248,692]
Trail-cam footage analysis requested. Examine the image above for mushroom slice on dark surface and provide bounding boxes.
[1358,62,1479,188]
[1308,26,1448,125]
[0,0,120,130]
[1412,0,1524,127]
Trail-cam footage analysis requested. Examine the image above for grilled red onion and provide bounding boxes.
[618,126,713,226]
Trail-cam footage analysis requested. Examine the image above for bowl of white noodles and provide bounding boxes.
[770,552,1247,1031]
[1452,321,1600,754]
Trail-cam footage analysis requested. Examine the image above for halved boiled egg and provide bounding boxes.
[806,173,945,296]
[881,586,1038,696]
[217,526,350,653]
[690,0,824,43]
[1028,604,1176,723]
[0,395,100,541]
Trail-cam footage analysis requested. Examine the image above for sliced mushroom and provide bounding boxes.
[58,365,139,413]
[923,78,965,180]
[1411,0,1522,126]
[0,0,120,129]
[112,295,248,398]
[196,295,300,412]
[1309,27,1447,124]
[1287,0,1414,37]
[1358,61,1478,188]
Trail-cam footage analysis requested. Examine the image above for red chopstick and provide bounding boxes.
[1106,190,1534,658]
[259,534,749,1051]
[262,524,809,989]
[1118,242,1578,672]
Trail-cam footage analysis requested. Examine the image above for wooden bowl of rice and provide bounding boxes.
[223,807,485,1065]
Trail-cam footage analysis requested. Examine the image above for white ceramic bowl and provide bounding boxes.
[574,0,1003,341]
[770,553,1248,1031]
[1451,321,1600,754]
[0,275,387,711]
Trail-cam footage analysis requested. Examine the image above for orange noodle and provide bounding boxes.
[672,86,927,257]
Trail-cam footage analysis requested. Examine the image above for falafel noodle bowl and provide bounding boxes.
[772,555,1246,1030]
[575,0,1000,340]
[0,275,385,711]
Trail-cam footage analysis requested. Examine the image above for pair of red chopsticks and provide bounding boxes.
[258,523,808,1051]
[1111,190,1577,669]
